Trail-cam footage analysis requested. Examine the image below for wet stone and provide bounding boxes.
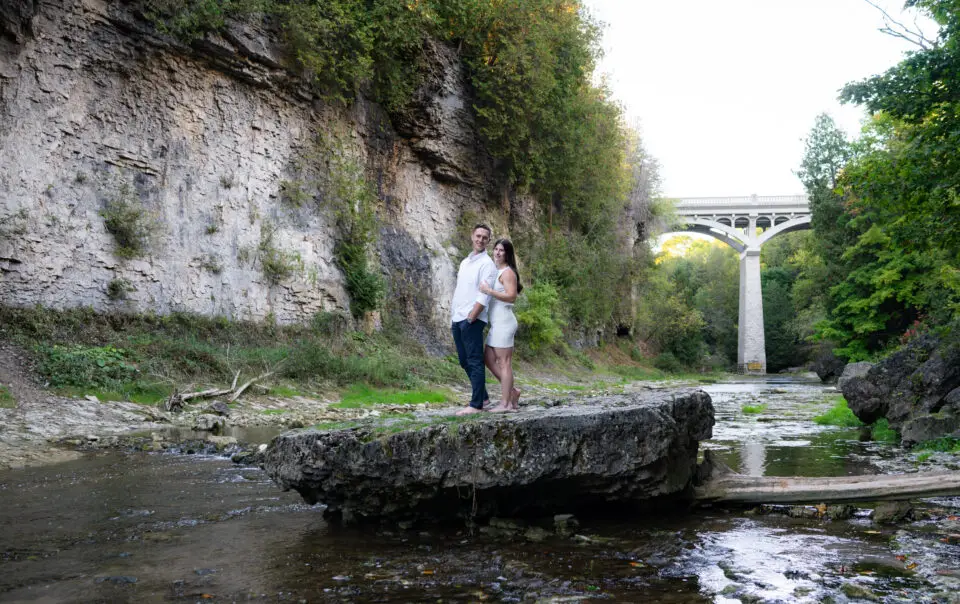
[524,527,551,542]
[95,576,137,585]
[841,581,880,601]
[553,514,579,536]
[872,501,914,524]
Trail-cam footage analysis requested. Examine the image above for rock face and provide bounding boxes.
[842,332,960,446]
[0,1,505,349]
[837,361,873,392]
[262,389,714,521]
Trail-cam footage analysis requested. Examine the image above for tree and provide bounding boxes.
[804,0,960,359]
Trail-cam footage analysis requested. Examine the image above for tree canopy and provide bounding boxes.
[797,0,960,360]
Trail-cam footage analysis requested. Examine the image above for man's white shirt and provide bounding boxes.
[451,251,496,323]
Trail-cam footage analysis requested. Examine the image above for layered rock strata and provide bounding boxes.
[262,389,714,521]
[0,1,501,348]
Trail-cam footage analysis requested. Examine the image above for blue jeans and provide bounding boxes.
[452,319,488,408]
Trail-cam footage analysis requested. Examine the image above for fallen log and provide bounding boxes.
[694,450,960,504]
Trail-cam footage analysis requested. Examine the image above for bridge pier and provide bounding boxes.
[737,248,766,374]
[674,195,811,376]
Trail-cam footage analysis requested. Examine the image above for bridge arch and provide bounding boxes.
[667,195,811,374]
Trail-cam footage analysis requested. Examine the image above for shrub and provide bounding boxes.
[280,179,310,206]
[0,385,14,408]
[311,310,352,337]
[335,241,383,317]
[100,185,154,258]
[36,344,138,388]
[914,437,960,453]
[107,278,135,300]
[515,282,566,353]
[258,223,301,284]
[652,352,684,373]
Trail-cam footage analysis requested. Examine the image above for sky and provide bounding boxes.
[582,0,935,198]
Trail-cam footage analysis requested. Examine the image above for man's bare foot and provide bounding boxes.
[455,405,484,416]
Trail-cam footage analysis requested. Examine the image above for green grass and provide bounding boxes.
[268,385,303,397]
[870,418,899,443]
[610,365,666,381]
[55,384,169,405]
[741,403,768,414]
[0,385,15,408]
[913,436,960,453]
[916,452,933,462]
[331,384,451,409]
[0,306,463,401]
[813,397,864,427]
[260,408,289,415]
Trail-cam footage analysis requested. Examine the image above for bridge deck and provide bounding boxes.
[674,195,809,215]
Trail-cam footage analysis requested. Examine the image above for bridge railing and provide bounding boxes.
[674,195,809,209]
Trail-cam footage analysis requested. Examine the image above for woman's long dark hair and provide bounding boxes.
[494,239,523,294]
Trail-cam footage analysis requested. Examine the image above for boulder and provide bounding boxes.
[193,414,226,433]
[837,362,873,392]
[900,412,960,448]
[262,389,714,522]
[842,331,960,441]
[811,345,846,383]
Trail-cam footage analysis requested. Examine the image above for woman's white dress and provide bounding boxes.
[486,268,518,348]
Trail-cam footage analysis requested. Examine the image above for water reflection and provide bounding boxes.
[739,440,767,476]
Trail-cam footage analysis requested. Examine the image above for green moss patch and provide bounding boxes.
[0,385,15,408]
[813,397,864,427]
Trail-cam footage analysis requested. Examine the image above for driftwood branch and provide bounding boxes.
[164,369,274,411]
[228,371,275,403]
[695,451,960,504]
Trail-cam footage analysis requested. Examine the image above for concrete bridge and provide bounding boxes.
[673,195,811,374]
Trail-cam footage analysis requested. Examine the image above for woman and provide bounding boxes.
[479,239,523,413]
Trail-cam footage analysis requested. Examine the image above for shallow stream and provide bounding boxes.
[1,376,958,603]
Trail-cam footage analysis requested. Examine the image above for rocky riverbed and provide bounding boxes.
[1,373,959,603]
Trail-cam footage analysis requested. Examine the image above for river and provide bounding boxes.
[1,376,958,603]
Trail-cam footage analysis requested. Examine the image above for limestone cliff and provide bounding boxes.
[0,0,512,349]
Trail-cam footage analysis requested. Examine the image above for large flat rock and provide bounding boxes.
[262,388,714,521]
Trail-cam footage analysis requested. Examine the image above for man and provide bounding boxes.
[451,223,497,415]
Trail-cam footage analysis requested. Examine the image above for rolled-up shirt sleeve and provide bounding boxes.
[475,262,496,307]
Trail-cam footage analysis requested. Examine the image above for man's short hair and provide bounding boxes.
[473,223,492,236]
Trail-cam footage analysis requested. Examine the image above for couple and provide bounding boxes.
[451,224,523,415]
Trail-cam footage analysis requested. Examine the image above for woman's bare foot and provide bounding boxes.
[455,405,484,416]
[485,400,505,412]
[512,387,522,409]
[488,405,518,413]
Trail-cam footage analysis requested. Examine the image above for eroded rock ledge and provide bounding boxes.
[262,389,714,522]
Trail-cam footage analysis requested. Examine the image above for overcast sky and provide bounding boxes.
[582,0,933,198]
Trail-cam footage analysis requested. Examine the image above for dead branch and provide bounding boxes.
[228,370,275,403]
[163,369,275,411]
[864,0,936,49]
